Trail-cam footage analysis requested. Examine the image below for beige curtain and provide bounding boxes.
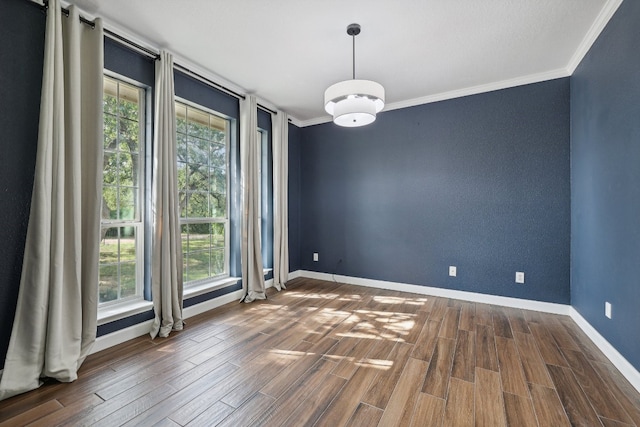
[240,95,266,302]
[150,51,184,338]
[272,112,289,291]
[0,2,103,401]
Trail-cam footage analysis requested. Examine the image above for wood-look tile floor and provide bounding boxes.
[1,278,640,426]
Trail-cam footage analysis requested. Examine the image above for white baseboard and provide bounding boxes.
[298,270,570,315]
[90,289,244,355]
[570,308,640,393]
[288,270,302,280]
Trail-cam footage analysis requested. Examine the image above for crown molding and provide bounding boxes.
[566,0,624,74]
[299,116,334,128]
[287,115,303,128]
[384,68,570,114]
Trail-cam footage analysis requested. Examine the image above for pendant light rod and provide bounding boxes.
[352,33,356,79]
[346,23,361,80]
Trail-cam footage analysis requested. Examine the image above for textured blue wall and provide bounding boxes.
[0,0,45,371]
[288,123,302,272]
[300,79,571,303]
[571,0,640,370]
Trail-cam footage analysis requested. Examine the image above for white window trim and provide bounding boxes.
[97,298,153,326]
[99,73,149,315]
[183,276,241,299]
[176,97,232,286]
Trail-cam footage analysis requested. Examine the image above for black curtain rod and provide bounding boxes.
[174,63,246,101]
[36,0,282,117]
[104,28,159,60]
[39,1,94,28]
[173,65,278,114]
[60,6,95,28]
[258,104,277,115]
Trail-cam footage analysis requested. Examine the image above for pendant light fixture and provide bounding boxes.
[324,23,385,127]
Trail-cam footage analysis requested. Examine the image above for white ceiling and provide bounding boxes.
[67,0,621,126]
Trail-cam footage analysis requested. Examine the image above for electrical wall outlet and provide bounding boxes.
[449,266,457,277]
[605,302,612,319]
[313,252,319,262]
[515,272,525,284]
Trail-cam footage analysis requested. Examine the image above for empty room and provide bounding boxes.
[0,0,639,425]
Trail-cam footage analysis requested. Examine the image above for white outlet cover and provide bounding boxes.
[515,272,525,284]
[605,302,612,319]
[449,266,457,277]
[313,253,319,262]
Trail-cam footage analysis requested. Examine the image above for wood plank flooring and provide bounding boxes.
[1,277,640,426]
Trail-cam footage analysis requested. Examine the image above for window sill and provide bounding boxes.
[98,299,153,326]
[184,276,240,299]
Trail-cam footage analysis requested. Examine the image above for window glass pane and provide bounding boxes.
[98,226,139,304]
[179,190,187,218]
[210,193,226,218]
[118,152,135,186]
[103,151,117,185]
[176,100,229,284]
[104,114,117,149]
[99,264,118,303]
[211,222,225,248]
[210,142,226,170]
[100,76,144,305]
[187,108,209,138]
[187,192,208,217]
[181,224,189,253]
[188,136,209,166]
[99,227,115,303]
[103,77,118,115]
[119,226,136,262]
[188,164,208,193]
[176,102,187,134]
[100,227,119,263]
[211,248,225,276]
[209,167,226,193]
[210,115,226,132]
[118,83,140,120]
[177,133,187,163]
[119,187,136,220]
[102,185,117,220]
[186,222,210,282]
[118,118,139,152]
[180,222,227,284]
[120,263,136,299]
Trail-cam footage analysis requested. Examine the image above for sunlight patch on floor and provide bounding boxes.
[356,358,394,370]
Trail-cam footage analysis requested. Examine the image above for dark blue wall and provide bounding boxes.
[288,123,302,272]
[571,0,640,371]
[0,0,46,371]
[300,79,571,304]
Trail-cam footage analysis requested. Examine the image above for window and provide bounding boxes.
[176,101,230,285]
[257,128,270,267]
[99,76,146,304]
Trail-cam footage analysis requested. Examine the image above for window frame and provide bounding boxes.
[175,97,232,287]
[257,127,269,267]
[99,71,151,310]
